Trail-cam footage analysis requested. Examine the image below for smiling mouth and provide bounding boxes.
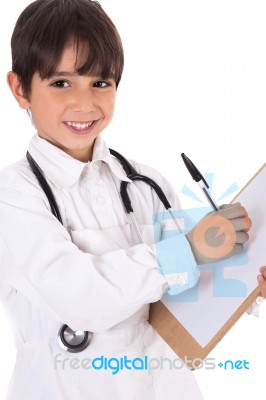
[65,121,95,131]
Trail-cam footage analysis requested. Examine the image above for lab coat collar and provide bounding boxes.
[28,134,131,188]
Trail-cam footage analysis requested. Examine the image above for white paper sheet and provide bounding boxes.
[162,165,266,347]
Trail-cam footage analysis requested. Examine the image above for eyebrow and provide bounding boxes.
[47,71,116,81]
[49,71,77,78]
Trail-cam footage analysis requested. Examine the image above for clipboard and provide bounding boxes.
[149,163,266,362]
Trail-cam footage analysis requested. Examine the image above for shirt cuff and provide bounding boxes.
[153,234,200,296]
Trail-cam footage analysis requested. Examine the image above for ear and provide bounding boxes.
[7,72,30,110]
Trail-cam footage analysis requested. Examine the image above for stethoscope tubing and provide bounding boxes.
[26,148,181,352]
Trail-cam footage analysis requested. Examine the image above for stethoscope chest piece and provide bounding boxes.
[27,148,181,355]
[58,324,92,353]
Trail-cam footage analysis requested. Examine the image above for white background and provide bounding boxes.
[0,1,265,399]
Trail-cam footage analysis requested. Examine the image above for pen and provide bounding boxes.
[181,153,219,211]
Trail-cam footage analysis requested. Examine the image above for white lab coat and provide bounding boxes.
[0,135,203,400]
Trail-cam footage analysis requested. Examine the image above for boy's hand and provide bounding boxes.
[257,267,266,298]
[186,203,252,265]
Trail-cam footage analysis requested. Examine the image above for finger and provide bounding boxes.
[218,242,244,260]
[257,274,266,283]
[199,242,243,262]
[229,243,244,258]
[229,217,252,232]
[219,202,241,210]
[218,205,248,220]
[235,231,249,244]
[259,266,266,276]
[257,275,266,298]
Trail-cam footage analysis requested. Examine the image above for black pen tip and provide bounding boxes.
[180,153,209,188]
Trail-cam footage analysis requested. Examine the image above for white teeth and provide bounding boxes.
[66,121,93,130]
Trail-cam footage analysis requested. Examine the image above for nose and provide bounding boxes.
[70,88,96,113]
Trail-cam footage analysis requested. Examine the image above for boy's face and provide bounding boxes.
[9,43,117,162]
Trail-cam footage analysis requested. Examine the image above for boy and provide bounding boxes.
[0,0,252,399]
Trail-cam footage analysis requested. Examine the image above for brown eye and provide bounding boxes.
[51,80,70,88]
[93,80,109,88]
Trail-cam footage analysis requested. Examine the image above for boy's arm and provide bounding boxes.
[0,181,198,333]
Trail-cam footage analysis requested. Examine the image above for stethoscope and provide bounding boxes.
[26,148,182,353]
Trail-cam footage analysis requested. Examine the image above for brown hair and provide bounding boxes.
[11,0,124,98]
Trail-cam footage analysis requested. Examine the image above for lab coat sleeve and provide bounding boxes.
[130,161,200,295]
[0,169,198,332]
